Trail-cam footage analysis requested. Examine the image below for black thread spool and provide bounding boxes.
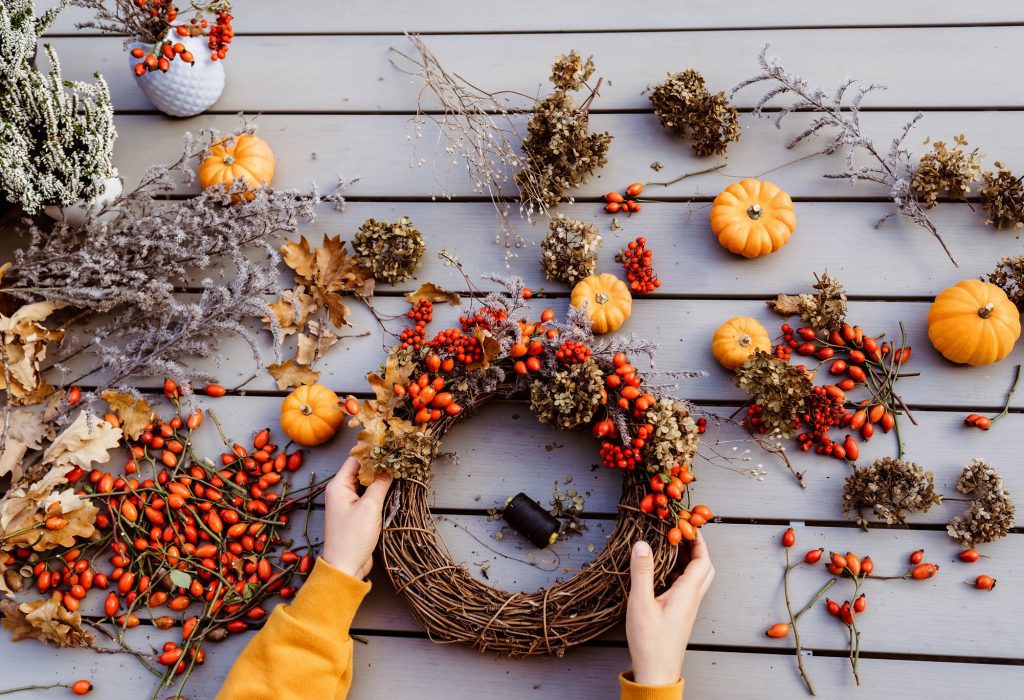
[502,493,560,549]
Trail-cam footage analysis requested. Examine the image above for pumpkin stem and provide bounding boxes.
[223,155,236,166]
[738,334,751,347]
[978,303,994,319]
[746,204,763,220]
[300,403,313,416]
[595,291,609,305]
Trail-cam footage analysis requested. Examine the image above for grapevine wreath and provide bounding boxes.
[344,276,711,656]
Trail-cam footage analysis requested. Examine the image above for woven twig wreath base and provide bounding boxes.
[379,475,678,657]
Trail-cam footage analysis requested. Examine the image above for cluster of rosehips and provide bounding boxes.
[555,339,591,365]
[603,182,644,214]
[4,382,321,681]
[131,41,195,75]
[963,413,992,430]
[206,11,234,59]
[511,308,560,375]
[619,236,660,294]
[378,370,462,424]
[427,328,483,366]
[460,306,507,332]
[399,300,433,351]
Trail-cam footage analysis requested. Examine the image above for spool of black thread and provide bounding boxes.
[502,493,560,549]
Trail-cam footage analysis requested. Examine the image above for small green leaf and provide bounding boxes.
[168,569,192,589]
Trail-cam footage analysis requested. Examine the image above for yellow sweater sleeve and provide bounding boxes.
[620,672,684,700]
[217,558,370,700]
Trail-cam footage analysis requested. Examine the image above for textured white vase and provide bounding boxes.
[129,33,225,117]
[43,176,123,227]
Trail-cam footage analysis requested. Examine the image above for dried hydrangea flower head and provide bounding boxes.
[352,217,425,284]
[550,50,595,92]
[988,255,1024,309]
[540,214,602,286]
[842,457,942,528]
[0,0,116,213]
[946,458,1015,546]
[979,162,1024,229]
[516,52,612,211]
[910,135,982,209]
[530,358,605,431]
[649,69,741,156]
[768,271,848,332]
[733,351,811,438]
[644,398,700,473]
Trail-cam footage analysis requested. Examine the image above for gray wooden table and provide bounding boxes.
[4,1,1024,697]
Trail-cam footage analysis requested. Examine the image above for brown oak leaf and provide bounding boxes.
[41,412,122,470]
[100,390,153,440]
[295,321,339,366]
[0,592,93,647]
[267,359,320,391]
[366,353,415,404]
[280,236,317,279]
[0,301,66,406]
[0,409,49,484]
[405,282,461,307]
[467,327,502,371]
[264,287,316,336]
[315,234,374,296]
[766,293,802,317]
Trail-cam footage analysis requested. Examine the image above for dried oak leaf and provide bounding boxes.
[0,592,93,647]
[766,293,802,316]
[0,409,50,484]
[367,354,415,404]
[295,321,339,366]
[280,236,317,279]
[350,354,418,485]
[100,390,152,440]
[41,412,122,470]
[264,287,317,336]
[314,234,374,297]
[467,327,502,371]
[0,301,66,406]
[267,359,321,391]
[405,283,461,307]
[0,465,97,551]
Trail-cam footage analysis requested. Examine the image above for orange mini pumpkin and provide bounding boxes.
[198,134,275,201]
[280,384,345,446]
[712,317,771,370]
[710,179,796,258]
[927,280,1020,366]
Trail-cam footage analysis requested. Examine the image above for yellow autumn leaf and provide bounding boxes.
[100,390,153,440]
[267,359,321,391]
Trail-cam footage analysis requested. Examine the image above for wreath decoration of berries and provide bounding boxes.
[344,276,710,656]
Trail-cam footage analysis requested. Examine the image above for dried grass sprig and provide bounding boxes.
[732,46,957,266]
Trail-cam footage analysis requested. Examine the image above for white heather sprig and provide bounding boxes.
[0,0,117,213]
[732,46,957,266]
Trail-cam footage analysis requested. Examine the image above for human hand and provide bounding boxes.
[625,532,715,686]
[321,457,393,579]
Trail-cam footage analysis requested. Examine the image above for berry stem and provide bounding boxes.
[0,683,71,695]
[989,364,1022,425]
[783,548,816,696]
[645,163,726,188]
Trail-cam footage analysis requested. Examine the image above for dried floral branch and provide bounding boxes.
[732,46,957,266]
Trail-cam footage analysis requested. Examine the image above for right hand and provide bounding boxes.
[625,532,715,686]
[321,457,393,579]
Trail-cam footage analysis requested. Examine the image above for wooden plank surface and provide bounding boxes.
[43,0,1024,33]
[99,113,1024,204]
[45,30,1024,111]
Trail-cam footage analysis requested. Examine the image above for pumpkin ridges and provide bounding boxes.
[928,280,1021,365]
[710,179,795,259]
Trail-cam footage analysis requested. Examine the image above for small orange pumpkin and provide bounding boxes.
[198,134,275,201]
[280,384,345,446]
[710,179,796,258]
[712,317,771,370]
[927,280,1020,366]
[571,274,632,334]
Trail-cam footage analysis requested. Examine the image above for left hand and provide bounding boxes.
[321,457,393,579]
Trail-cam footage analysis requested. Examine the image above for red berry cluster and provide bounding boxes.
[459,306,507,332]
[620,236,660,294]
[599,441,642,470]
[964,413,992,430]
[696,417,707,434]
[207,11,234,60]
[427,328,483,365]
[399,300,433,350]
[796,386,846,453]
[554,340,591,365]
[131,40,195,75]
[773,343,793,360]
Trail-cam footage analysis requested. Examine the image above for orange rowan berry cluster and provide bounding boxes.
[619,236,660,294]
[399,300,432,350]
[207,11,234,60]
[427,328,483,365]
[555,340,591,365]
[459,306,507,332]
[129,1,233,75]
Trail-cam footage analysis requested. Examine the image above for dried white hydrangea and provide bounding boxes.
[540,214,602,286]
[946,459,1015,546]
[644,398,700,473]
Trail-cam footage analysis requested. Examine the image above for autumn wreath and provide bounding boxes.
[344,276,709,656]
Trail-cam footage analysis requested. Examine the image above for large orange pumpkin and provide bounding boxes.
[198,134,275,200]
[927,280,1020,366]
[710,179,796,258]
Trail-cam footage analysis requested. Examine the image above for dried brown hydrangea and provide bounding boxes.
[842,457,942,528]
[911,135,982,209]
[644,398,700,473]
[549,50,595,92]
[352,217,425,284]
[530,358,604,430]
[946,458,1015,546]
[767,271,847,332]
[733,351,811,438]
[368,430,439,482]
[649,69,741,157]
[987,255,1024,309]
[540,214,602,286]
[517,55,612,211]
[979,163,1024,229]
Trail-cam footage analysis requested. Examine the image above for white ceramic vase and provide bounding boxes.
[43,176,123,227]
[128,33,225,117]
